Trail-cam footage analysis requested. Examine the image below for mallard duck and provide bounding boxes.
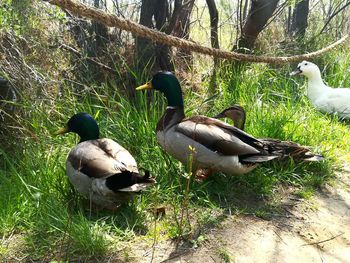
[213,105,323,162]
[290,61,350,119]
[137,72,322,177]
[213,105,247,130]
[55,113,155,210]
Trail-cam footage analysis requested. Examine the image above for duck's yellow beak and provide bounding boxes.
[136,82,153,90]
[54,126,69,135]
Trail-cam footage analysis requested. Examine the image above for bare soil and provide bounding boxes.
[133,165,350,263]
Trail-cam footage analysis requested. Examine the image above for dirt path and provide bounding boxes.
[2,167,349,263]
[135,166,350,263]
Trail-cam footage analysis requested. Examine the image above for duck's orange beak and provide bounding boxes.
[54,126,69,135]
[136,82,153,90]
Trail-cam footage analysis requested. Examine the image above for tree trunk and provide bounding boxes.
[243,0,249,21]
[136,0,175,71]
[206,0,219,92]
[290,0,309,38]
[234,0,279,51]
[172,0,195,67]
[91,0,108,51]
[154,0,173,71]
[135,0,157,71]
[206,0,219,50]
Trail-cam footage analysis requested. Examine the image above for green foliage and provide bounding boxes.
[217,247,233,263]
[1,50,350,260]
[1,1,350,259]
[0,0,34,34]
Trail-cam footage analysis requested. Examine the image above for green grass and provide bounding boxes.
[1,48,350,261]
[1,0,350,261]
[217,247,233,263]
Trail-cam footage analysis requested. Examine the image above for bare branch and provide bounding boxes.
[52,43,117,73]
[319,1,350,34]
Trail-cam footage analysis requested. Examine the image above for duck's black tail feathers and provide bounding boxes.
[241,138,324,163]
[213,106,324,163]
[106,170,156,193]
[136,169,156,184]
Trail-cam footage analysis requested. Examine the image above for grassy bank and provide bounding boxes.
[1,48,350,261]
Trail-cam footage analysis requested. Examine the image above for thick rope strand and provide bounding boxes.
[46,0,349,64]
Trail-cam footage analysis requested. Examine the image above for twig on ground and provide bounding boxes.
[159,248,193,263]
[273,229,287,245]
[301,232,344,247]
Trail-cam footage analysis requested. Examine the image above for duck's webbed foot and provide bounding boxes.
[195,168,213,182]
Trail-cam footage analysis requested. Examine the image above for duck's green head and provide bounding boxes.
[136,71,183,107]
[55,113,100,142]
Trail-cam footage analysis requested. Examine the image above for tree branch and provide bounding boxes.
[319,1,350,34]
[52,43,117,73]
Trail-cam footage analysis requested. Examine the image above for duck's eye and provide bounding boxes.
[304,63,308,66]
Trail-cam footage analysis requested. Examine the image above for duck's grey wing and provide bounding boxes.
[68,140,128,178]
[175,116,264,156]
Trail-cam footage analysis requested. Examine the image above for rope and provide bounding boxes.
[46,0,349,64]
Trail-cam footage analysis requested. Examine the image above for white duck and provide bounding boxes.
[290,61,350,119]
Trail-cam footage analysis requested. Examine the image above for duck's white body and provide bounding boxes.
[292,61,350,119]
[157,125,258,175]
[155,107,271,175]
[307,84,350,118]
